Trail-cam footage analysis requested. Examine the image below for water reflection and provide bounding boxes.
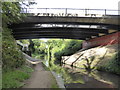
[63,64,120,88]
[43,57,120,88]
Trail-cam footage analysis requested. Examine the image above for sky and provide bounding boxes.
[29,0,120,10]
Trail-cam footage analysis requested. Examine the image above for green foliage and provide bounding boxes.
[51,84,59,88]
[19,39,30,45]
[42,63,50,71]
[97,51,120,75]
[61,40,83,55]
[20,65,34,73]
[2,2,26,26]
[30,39,83,66]
[30,39,47,58]
[2,65,33,88]
[49,39,83,65]
[18,39,48,59]
[29,39,35,53]
[2,28,25,70]
[2,2,27,70]
[27,39,83,76]
[49,63,85,85]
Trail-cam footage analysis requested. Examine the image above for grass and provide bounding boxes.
[97,52,120,75]
[2,65,34,88]
[42,63,50,71]
[51,83,59,88]
[50,79,60,89]
[20,65,34,73]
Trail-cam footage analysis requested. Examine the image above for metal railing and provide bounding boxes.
[21,8,119,16]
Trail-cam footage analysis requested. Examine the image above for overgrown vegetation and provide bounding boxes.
[2,28,25,70]
[97,51,120,75]
[2,2,26,71]
[2,2,35,89]
[2,65,33,88]
[19,39,120,76]
[18,39,47,59]
[50,75,59,89]
[47,39,83,66]
[19,39,83,66]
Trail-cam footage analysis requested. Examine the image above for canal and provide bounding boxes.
[43,58,120,89]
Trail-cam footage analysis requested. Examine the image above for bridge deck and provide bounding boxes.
[10,15,120,40]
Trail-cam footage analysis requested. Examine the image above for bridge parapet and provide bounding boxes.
[9,8,120,40]
[21,8,119,17]
[22,16,120,26]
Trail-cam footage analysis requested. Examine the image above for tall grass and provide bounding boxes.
[2,65,33,88]
[97,51,120,75]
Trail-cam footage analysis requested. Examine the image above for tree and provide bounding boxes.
[44,39,83,66]
[2,2,31,70]
[29,39,35,53]
[2,2,26,27]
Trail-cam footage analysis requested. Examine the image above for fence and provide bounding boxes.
[21,8,119,16]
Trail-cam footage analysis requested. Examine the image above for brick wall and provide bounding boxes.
[82,32,120,49]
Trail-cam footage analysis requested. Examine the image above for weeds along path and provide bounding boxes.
[22,62,57,88]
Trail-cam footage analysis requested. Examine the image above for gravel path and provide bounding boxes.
[23,63,57,88]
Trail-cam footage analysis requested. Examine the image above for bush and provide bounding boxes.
[52,39,83,63]
[97,51,120,75]
[2,2,27,71]
[2,28,25,71]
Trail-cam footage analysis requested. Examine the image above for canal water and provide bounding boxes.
[43,58,120,88]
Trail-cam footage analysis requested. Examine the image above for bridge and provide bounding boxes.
[9,8,120,40]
